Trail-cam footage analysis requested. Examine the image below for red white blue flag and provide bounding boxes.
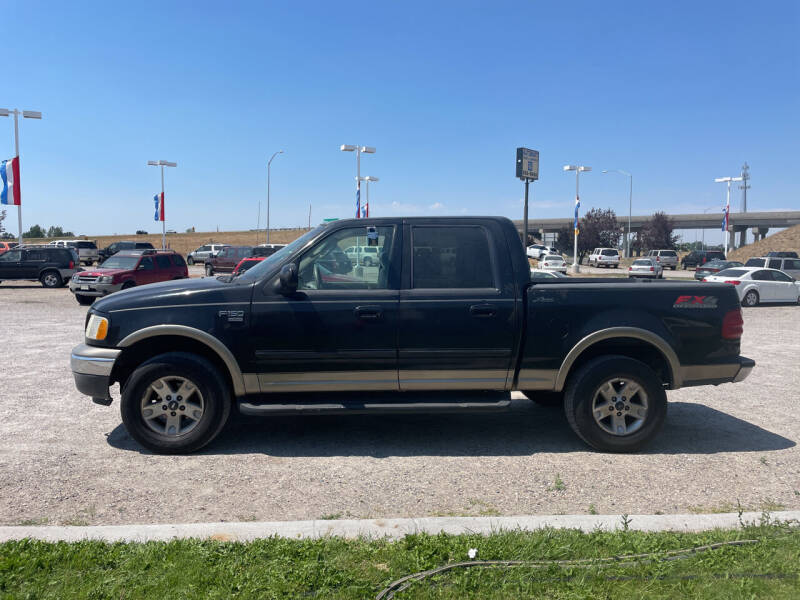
[573,196,580,235]
[154,192,165,221]
[0,157,21,206]
[355,180,361,218]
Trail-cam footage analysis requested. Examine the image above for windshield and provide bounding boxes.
[100,255,140,269]
[239,226,326,281]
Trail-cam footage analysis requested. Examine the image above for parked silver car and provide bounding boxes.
[628,257,663,279]
[187,243,230,265]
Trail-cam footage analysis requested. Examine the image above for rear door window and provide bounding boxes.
[773,271,793,282]
[745,258,765,267]
[155,255,172,269]
[767,259,783,269]
[170,254,186,267]
[783,259,800,270]
[412,226,494,289]
[751,270,774,281]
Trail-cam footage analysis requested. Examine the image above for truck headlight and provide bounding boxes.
[86,314,109,341]
[97,276,113,284]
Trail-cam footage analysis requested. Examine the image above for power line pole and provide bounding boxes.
[739,162,751,246]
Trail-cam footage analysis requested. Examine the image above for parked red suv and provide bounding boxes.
[68,249,188,305]
[205,245,252,276]
[0,241,18,254]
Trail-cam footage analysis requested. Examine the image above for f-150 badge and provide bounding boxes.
[218,310,245,322]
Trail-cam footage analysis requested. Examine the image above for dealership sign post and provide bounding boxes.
[516,148,539,245]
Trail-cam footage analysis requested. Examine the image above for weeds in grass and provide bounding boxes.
[760,456,769,465]
[547,474,566,492]
[17,517,49,526]
[588,504,597,515]
[620,514,632,531]
[319,513,343,521]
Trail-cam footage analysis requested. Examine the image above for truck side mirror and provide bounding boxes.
[279,263,298,293]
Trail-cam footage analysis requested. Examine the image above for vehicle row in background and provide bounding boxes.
[682,250,725,269]
[539,254,568,273]
[187,243,230,265]
[703,266,800,306]
[744,256,800,279]
[647,249,678,270]
[69,250,188,305]
[526,244,557,260]
[0,241,19,254]
[0,245,79,287]
[49,239,99,265]
[98,240,155,262]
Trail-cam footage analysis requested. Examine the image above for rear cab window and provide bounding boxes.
[412,226,494,289]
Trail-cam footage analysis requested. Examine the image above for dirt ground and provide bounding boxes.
[0,281,798,526]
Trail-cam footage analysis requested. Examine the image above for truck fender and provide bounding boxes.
[555,326,682,391]
[118,325,247,396]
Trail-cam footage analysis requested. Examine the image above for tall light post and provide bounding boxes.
[563,164,591,273]
[340,145,375,218]
[358,175,379,217]
[147,160,177,250]
[265,150,284,244]
[715,176,743,255]
[602,169,632,257]
[0,108,42,245]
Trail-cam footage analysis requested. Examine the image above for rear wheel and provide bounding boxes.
[205,264,214,276]
[40,270,62,288]
[121,352,231,454]
[743,290,759,307]
[564,355,667,452]
[75,294,94,306]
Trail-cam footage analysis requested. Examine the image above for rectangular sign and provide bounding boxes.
[516,148,539,181]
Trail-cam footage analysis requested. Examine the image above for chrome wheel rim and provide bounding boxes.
[140,376,205,436]
[591,378,648,436]
[745,292,757,306]
[43,273,58,286]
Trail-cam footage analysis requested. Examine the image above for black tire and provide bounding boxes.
[75,294,94,306]
[121,281,135,290]
[564,355,667,452]
[363,257,373,267]
[523,391,564,408]
[120,352,231,454]
[743,290,759,307]
[205,264,214,276]
[39,270,62,288]
[187,256,194,265]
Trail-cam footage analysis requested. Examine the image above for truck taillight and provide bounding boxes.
[722,308,744,340]
[69,260,74,269]
[724,280,741,285]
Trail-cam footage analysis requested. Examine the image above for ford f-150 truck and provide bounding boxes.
[70,217,754,454]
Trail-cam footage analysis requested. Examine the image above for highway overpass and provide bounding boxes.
[514,210,800,247]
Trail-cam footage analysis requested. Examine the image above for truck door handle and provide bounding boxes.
[469,303,497,318]
[354,305,383,320]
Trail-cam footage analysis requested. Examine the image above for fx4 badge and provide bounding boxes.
[218,310,245,322]
[673,295,718,309]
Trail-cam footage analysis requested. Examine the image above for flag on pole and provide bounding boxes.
[355,181,361,218]
[721,201,729,232]
[573,196,580,236]
[153,193,165,222]
[0,157,21,206]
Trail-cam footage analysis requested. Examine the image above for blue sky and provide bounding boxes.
[3,0,798,244]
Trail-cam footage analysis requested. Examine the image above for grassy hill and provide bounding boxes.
[728,224,800,261]
[20,228,311,257]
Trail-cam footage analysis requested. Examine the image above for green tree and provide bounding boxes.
[640,212,680,250]
[23,224,46,239]
[47,225,65,238]
[553,208,620,263]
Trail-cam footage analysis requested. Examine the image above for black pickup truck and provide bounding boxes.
[71,217,753,454]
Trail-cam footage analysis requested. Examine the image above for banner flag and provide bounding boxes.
[0,157,21,206]
[573,196,580,235]
[153,193,165,222]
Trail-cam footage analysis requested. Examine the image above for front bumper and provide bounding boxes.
[678,356,755,388]
[71,343,121,405]
[69,280,124,297]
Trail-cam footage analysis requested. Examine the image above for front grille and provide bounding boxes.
[77,276,99,283]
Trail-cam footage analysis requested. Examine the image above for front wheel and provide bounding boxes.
[205,264,214,277]
[120,352,231,454]
[564,355,667,452]
[40,270,62,288]
[743,290,759,307]
[75,294,94,306]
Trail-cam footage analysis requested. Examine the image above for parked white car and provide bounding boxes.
[539,254,568,273]
[526,244,556,260]
[530,269,568,279]
[187,244,230,265]
[344,245,382,266]
[628,257,663,279]
[703,266,800,307]
[588,248,620,268]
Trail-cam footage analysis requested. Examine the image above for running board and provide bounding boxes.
[238,391,511,416]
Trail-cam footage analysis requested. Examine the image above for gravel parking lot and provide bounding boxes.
[1,281,798,526]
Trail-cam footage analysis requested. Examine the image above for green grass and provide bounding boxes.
[0,522,798,599]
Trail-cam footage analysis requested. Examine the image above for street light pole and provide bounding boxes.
[359,176,379,217]
[715,176,743,255]
[147,160,177,250]
[266,150,283,245]
[0,108,42,245]
[341,145,375,217]
[602,169,632,257]
[563,165,591,273]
